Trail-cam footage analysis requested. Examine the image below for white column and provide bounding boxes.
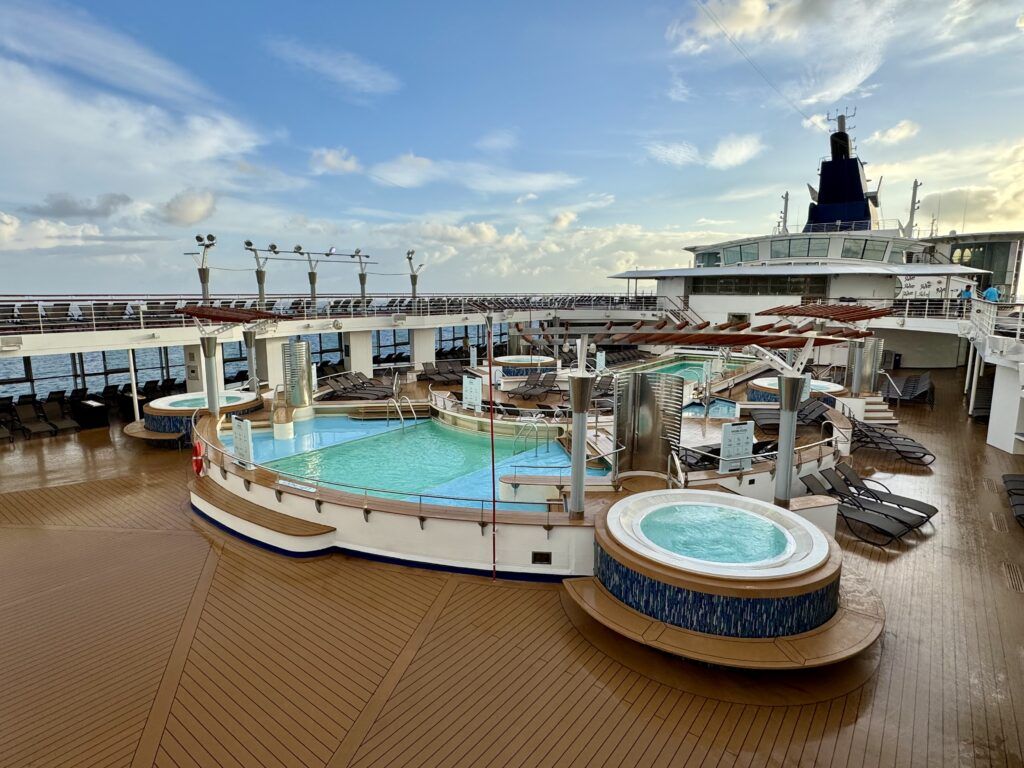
[346,331,374,376]
[200,337,220,419]
[774,375,803,509]
[409,328,436,372]
[568,373,595,519]
[256,337,286,392]
[985,364,1024,454]
[964,343,975,394]
[183,343,204,393]
[968,351,982,415]
[127,348,140,422]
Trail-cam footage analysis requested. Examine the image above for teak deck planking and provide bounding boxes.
[0,367,1022,767]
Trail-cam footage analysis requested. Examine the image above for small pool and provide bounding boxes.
[682,397,739,419]
[639,503,790,565]
[148,391,258,410]
[493,355,555,366]
[641,356,746,381]
[750,377,845,394]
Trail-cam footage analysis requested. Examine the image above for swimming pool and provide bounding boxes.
[682,397,740,419]
[227,417,608,508]
[638,356,746,381]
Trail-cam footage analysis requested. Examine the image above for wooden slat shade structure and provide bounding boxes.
[755,303,892,322]
[181,305,288,323]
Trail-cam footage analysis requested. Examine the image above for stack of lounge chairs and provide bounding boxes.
[9,400,80,439]
[880,371,935,408]
[316,373,395,401]
[600,349,653,366]
[416,361,466,383]
[507,372,561,400]
[850,418,935,465]
[802,463,938,546]
[1001,475,1024,528]
[749,399,832,433]
[677,440,777,472]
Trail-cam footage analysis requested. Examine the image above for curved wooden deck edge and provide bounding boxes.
[562,575,884,670]
[189,476,335,537]
[123,420,185,441]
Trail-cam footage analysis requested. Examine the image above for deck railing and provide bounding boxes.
[802,296,968,321]
[969,298,1024,341]
[0,292,659,337]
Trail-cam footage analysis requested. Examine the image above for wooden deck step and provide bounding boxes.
[123,420,185,442]
[563,576,884,670]
[189,476,335,537]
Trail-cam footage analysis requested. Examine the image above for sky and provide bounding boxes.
[1,0,1023,295]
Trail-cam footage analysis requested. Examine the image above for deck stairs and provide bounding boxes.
[861,395,899,427]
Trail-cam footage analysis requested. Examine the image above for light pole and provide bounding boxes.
[353,248,369,308]
[406,249,424,300]
[193,234,216,303]
[244,240,270,309]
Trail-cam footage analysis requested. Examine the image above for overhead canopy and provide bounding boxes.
[182,306,287,323]
[755,303,891,322]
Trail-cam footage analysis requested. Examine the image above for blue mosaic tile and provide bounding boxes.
[747,388,779,403]
[595,543,839,639]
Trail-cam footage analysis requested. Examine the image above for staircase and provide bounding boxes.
[861,395,899,427]
[660,295,705,327]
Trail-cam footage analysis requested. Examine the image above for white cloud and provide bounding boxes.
[368,153,579,194]
[716,185,777,202]
[802,113,830,132]
[645,141,701,167]
[0,0,209,104]
[864,119,920,145]
[551,211,578,230]
[475,129,519,153]
[696,217,736,226]
[646,135,763,170]
[515,193,539,205]
[23,193,132,218]
[0,210,102,250]
[310,146,362,175]
[266,38,400,96]
[159,189,216,226]
[707,134,765,169]
[666,70,691,102]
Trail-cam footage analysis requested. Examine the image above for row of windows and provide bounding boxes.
[690,276,828,296]
[703,236,892,266]
[770,238,829,259]
[840,239,888,261]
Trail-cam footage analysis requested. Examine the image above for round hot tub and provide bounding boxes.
[747,377,847,403]
[493,354,557,377]
[596,489,840,638]
[143,391,262,438]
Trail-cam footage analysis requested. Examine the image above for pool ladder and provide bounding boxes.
[512,418,547,456]
[385,396,417,429]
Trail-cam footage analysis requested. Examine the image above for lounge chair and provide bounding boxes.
[13,403,57,439]
[0,422,11,443]
[832,464,938,520]
[508,372,542,399]
[851,419,936,465]
[801,475,913,546]
[817,468,932,529]
[41,401,80,432]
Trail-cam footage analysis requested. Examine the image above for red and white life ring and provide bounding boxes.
[192,441,204,476]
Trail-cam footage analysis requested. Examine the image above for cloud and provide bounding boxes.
[551,211,578,230]
[716,185,777,202]
[802,113,829,132]
[0,0,209,104]
[645,141,701,167]
[310,146,362,175]
[515,193,539,205]
[0,209,102,250]
[696,217,736,226]
[475,129,519,153]
[666,70,691,102]
[159,189,216,226]
[646,135,763,170]
[369,153,579,194]
[707,134,765,169]
[864,119,920,145]
[22,192,132,219]
[266,38,400,96]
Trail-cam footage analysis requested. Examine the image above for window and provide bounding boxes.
[723,246,742,265]
[771,240,790,259]
[741,243,759,262]
[807,238,829,258]
[841,238,887,260]
[841,239,866,259]
[771,238,825,259]
[862,241,888,261]
[691,276,827,297]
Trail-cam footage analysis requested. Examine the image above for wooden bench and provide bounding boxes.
[123,420,185,445]
[189,476,336,537]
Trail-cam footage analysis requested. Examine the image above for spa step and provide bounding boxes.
[562,577,884,670]
[189,476,336,538]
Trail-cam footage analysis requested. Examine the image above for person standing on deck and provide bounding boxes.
[959,284,973,317]
[982,284,1000,302]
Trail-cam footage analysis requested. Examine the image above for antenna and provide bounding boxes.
[904,179,922,238]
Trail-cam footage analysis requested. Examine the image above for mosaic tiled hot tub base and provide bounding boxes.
[594,543,840,639]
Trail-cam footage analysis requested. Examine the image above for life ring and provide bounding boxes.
[192,441,204,476]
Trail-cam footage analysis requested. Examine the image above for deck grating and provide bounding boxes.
[1,368,1023,766]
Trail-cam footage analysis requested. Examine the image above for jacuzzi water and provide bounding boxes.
[225,416,608,509]
[682,397,739,419]
[170,393,247,409]
[639,503,789,564]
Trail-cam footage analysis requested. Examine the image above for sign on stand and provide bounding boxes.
[231,415,255,470]
[718,421,755,474]
[596,351,606,371]
[470,347,478,368]
[462,375,483,413]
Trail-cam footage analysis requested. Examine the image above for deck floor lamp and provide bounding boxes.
[193,234,216,303]
[568,372,595,519]
[244,240,270,309]
[406,249,424,300]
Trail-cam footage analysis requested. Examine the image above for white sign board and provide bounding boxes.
[462,375,483,412]
[596,351,606,371]
[718,421,755,474]
[231,415,255,470]
[470,347,478,368]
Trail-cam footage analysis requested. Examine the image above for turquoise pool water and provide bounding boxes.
[171,393,246,408]
[639,503,788,563]
[261,419,608,508]
[645,357,745,380]
[682,397,739,419]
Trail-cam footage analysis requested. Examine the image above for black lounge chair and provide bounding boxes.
[801,475,912,546]
[833,464,938,520]
[851,419,935,465]
[749,398,825,433]
[881,371,935,408]
[508,372,542,400]
[41,400,80,432]
[818,468,932,529]
[13,403,57,439]
[0,422,11,443]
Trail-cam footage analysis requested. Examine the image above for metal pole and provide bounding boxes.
[850,340,865,396]
[485,314,498,579]
[243,329,259,393]
[358,270,368,308]
[127,348,140,422]
[964,343,975,394]
[200,336,221,420]
[410,272,418,301]
[307,271,318,316]
[773,375,803,508]
[255,268,266,310]
[197,266,211,304]
[568,372,595,518]
[968,350,982,416]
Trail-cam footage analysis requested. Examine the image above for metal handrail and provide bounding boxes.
[385,397,406,429]
[510,444,626,484]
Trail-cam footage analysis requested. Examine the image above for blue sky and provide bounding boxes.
[1,0,1022,294]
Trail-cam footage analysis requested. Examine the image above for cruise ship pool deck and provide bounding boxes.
[2,368,1023,767]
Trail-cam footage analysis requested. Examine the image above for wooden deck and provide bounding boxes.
[1,368,1023,766]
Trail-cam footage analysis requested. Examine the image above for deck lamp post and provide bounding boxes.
[243,328,259,393]
[194,234,216,303]
[568,372,596,519]
[353,248,369,308]
[244,240,269,309]
[200,336,221,421]
[406,249,424,300]
[773,375,803,509]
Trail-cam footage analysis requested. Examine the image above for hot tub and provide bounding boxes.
[493,354,557,376]
[748,377,846,403]
[596,489,840,638]
[143,391,262,438]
